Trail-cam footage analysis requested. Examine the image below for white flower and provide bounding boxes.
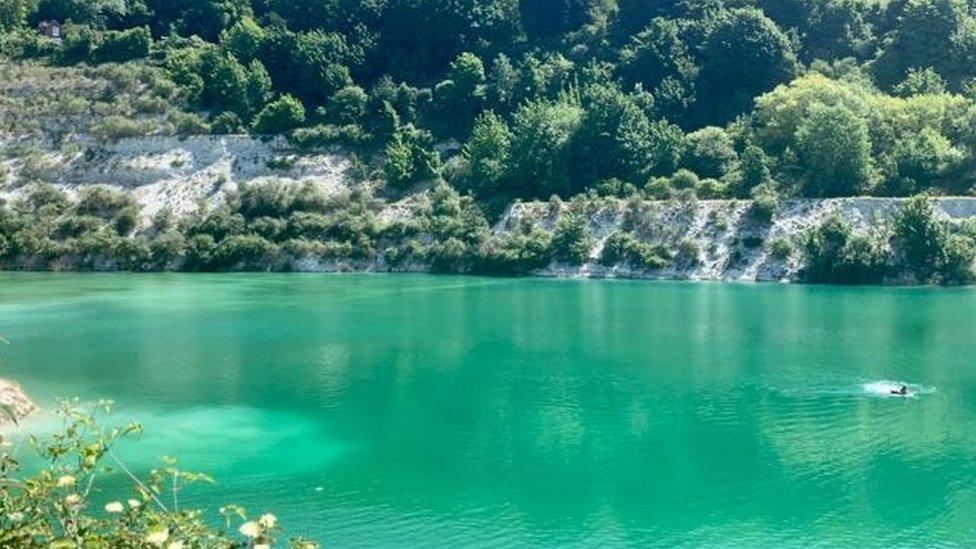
[104,501,124,513]
[145,528,169,546]
[258,513,277,529]
[63,494,81,506]
[239,520,261,538]
[56,475,76,487]
[128,499,142,508]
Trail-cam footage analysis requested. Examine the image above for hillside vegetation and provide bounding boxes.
[2,0,976,283]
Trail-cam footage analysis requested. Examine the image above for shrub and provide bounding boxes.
[183,233,216,270]
[768,237,793,260]
[90,116,154,140]
[892,195,976,283]
[804,214,890,284]
[749,183,779,223]
[291,124,371,149]
[600,231,670,270]
[75,187,135,220]
[92,27,151,63]
[252,95,306,135]
[0,400,314,547]
[676,238,701,266]
[644,177,672,199]
[551,214,594,265]
[168,111,210,136]
[213,234,277,270]
[383,126,440,189]
[595,178,638,198]
[210,111,244,134]
[670,169,699,190]
[892,195,947,281]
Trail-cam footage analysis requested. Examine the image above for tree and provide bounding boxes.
[0,0,33,31]
[682,126,736,179]
[251,94,306,134]
[570,84,685,189]
[618,17,698,119]
[873,0,975,90]
[893,67,948,96]
[796,103,872,196]
[179,0,252,42]
[327,86,368,125]
[697,8,799,125]
[461,111,512,196]
[508,98,583,197]
[433,52,486,129]
[220,16,266,62]
[733,144,772,197]
[519,0,591,39]
[34,0,125,26]
[383,126,440,189]
[92,27,151,64]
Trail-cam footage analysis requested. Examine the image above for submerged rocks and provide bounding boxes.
[0,379,36,425]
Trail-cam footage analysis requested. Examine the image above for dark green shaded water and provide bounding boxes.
[1,274,975,546]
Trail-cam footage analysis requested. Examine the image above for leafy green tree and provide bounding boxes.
[252,94,306,134]
[892,194,948,280]
[327,85,367,124]
[433,52,486,129]
[92,26,151,64]
[697,8,799,124]
[796,103,872,196]
[873,0,976,89]
[892,67,948,96]
[199,49,251,117]
[508,98,583,197]
[732,144,772,197]
[804,214,890,283]
[34,0,125,25]
[383,126,440,189]
[519,0,591,39]
[571,84,685,190]
[0,0,33,31]
[682,126,736,179]
[460,111,512,196]
[220,15,266,62]
[179,0,252,42]
[618,17,698,119]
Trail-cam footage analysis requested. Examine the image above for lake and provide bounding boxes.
[1,273,975,546]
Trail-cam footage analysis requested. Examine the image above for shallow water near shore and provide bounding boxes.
[2,273,976,546]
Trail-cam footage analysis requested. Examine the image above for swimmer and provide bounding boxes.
[890,385,908,396]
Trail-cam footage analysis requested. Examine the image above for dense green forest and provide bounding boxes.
[3,0,976,202]
[3,0,976,284]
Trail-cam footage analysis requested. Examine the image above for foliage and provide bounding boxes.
[892,194,976,283]
[803,214,890,284]
[600,231,670,271]
[0,400,317,547]
[251,94,305,135]
[795,103,872,197]
[551,213,594,265]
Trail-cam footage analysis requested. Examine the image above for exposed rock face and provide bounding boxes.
[0,135,352,222]
[498,197,976,282]
[0,379,36,425]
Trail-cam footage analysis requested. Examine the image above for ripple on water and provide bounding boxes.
[862,380,936,399]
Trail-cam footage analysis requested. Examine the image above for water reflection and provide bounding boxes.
[0,274,975,545]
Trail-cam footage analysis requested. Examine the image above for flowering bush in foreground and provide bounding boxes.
[0,399,317,548]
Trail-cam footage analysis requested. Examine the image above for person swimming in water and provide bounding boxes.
[891,385,908,396]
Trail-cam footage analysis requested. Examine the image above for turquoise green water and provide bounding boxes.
[2,274,976,546]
